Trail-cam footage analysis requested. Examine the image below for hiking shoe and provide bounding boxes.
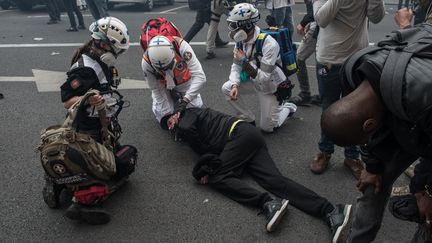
[344,159,364,180]
[65,203,111,225]
[326,204,353,243]
[263,198,289,232]
[42,175,63,209]
[288,94,311,106]
[310,152,331,174]
[206,52,216,59]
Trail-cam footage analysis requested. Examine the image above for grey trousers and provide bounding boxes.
[206,0,225,53]
[295,22,317,96]
[347,149,418,242]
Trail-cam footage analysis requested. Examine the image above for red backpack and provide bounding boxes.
[140,17,182,51]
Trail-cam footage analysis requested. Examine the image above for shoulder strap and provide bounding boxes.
[343,46,383,89]
[380,41,432,121]
[255,32,268,57]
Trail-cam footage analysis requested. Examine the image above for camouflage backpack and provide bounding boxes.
[37,90,117,186]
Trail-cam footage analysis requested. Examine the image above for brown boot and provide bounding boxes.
[310,152,331,174]
[344,159,364,180]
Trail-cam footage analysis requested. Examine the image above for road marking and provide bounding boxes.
[27,12,175,18]
[0,69,149,92]
[160,4,188,13]
[0,9,13,13]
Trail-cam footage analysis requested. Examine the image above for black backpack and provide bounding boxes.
[343,23,432,122]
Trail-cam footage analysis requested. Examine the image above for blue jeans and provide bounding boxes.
[316,62,359,159]
[270,6,294,39]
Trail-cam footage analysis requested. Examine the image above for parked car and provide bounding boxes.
[0,0,12,10]
[107,0,174,11]
[9,0,46,11]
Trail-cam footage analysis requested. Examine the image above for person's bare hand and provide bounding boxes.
[395,7,413,29]
[296,24,304,35]
[167,112,181,130]
[233,48,246,61]
[88,94,104,106]
[200,175,209,185]
[357,169,382,193]
[229,85,238,100]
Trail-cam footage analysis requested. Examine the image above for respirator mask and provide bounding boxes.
[100,51,117,66]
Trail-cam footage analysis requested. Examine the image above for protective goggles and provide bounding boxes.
[227,15,260,32]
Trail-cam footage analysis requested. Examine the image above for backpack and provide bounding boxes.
[38,90,117,186]
[255,27,297,78]
[343,23,432,157]
[139,17,182,52]
[343,23,432,122]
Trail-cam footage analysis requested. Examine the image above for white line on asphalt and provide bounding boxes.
[160,5,188,13]
[0,76,35,82]
[0,41,375,48]
[0,9,13,13]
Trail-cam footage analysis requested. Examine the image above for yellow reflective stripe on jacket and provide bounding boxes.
[228,119,244,138]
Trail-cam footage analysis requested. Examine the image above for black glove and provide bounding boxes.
[274,81,293,105]
[174,99,188,114]
[266,15,277,27]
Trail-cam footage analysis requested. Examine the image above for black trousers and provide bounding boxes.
[46,0,61,21]
[183,6,224,43]
[63,0,84,27]
[208,123,333,218]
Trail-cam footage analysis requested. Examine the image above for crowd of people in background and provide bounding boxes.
[30,0,432,242]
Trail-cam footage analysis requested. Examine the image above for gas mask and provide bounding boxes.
[100,51,117,67]
[229,29,248,42]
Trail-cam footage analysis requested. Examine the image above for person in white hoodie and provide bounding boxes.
[221,3,297,133]
[141,35,206,127]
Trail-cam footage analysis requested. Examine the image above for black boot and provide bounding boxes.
[42,174,63,209]
[65,202,111,225]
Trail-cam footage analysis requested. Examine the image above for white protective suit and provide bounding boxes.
[221,26,297,132]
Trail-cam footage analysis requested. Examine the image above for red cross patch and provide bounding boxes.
[183,51,192,62]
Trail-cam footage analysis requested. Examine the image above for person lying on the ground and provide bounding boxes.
[161,107,352,242]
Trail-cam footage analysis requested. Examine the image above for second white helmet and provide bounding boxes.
[147,35,175,70]
[227,3,260,31]
[89,17,130,56]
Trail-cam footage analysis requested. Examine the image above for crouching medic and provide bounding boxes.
[141,35,206,130]
[38,17,138,225]
[221,3,297,133]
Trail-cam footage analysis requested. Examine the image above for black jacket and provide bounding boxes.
[343,39,432,192]
[164,108,237,155]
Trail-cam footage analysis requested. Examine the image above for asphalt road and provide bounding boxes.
[0,2,416,243]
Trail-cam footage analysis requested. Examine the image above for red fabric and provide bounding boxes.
[74,185,109,205]
[140,17,182,51]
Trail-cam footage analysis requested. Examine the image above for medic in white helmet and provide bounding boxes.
[141,35,207,128]
[221,3,297,133]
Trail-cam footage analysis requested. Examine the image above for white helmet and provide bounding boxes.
[227,3,260,31]
[89,17,130,56]
[147,35,175,70]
